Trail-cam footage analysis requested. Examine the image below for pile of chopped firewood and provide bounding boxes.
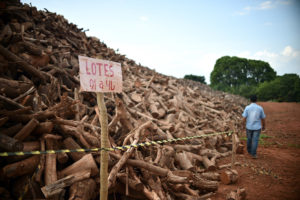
[0,1,248,199]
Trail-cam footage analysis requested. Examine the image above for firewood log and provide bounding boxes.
[130,92,142,103]
[62,137,85,161]
[191,174,218,191]
[2,155,40,178]
[202,156,216,171]
[110,152,187,184]
[35,139,45,183]
[18,41,43,56]
[158,146,175,169]
[220,169,238,185]
[54,117,101,132]
[0,45,46,83]
[173,144,203,152]
[45,138,57,185]
[82,130,100,147]
[201,172,220,181]
[116,173,144,192]
[42,170,91,199]
[68,178,96,200]
[149,102,159,118]
[175,151,195,171]
[32,121,53,135]
[0,77,32,98]
[58,154,99,178]
[108,121,151,189]
[141,168,167,200]
[0,134,23,151]
[13,110,55,123]
[0,94,28,110]
[0,123,23,137]
[226,188,246,200]
[0,116,8,127]
[0,24,12,43]
[23,141,40,151]
[53,140,69,164]
[13,118,39,141]
[59,124,90,148]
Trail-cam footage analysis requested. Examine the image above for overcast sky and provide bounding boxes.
[21,0,300,83]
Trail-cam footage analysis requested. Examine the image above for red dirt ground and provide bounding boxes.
[212,102,300,200]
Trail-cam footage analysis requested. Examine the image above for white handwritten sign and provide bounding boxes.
[78,56,122,92]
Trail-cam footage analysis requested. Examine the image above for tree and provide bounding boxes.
[210,56,276,95]
[256,74,300,102]
[184,74,206,84]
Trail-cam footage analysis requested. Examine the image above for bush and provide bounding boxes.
[184,74,206,84]
[256,74,300,102]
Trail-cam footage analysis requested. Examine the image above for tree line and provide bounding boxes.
[184,56,300,102]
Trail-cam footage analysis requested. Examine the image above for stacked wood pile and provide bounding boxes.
[0,1,247,199]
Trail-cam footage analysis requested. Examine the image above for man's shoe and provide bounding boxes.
[252,155,257,159]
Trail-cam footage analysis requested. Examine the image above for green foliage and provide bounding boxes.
[184,74,206,84]
[210,56,276,93]
[209,56,299,102]
[256,74,300,102]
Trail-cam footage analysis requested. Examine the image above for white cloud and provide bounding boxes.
[277,0,293,5]
[258,1,274,10]
[234,0,291,16]
[139,16,148,22]
[281,45,300,57]
[236,46,300,76]
[254,50,277,58]
[110,41,299,84]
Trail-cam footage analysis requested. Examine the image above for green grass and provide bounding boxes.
[239,133,300,149]
[287,143,300,149]
[239,133,273,146]
[260,134,272,139]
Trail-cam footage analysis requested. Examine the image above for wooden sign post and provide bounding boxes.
[79,56,122,200]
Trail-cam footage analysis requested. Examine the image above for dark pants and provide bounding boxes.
[246,129,261,157]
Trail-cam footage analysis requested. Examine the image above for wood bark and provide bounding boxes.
[191,174,219,191]
[0,45,46,82]
[175,151,195,171]
[226,188,246,200]
[0,77,32,98]
[69,178,96,200]
[62,137,85,161]
[42,170,91,198]
[220,169,238,185]
[2,155,40,178]
[58,154,99,178]
[0,134,23,151]
[110,152,187,184]
[13,118,39,141]
[33,121,54,135]
[22,141,40,151]
[202,155,216,171]
[45,138,57,185]
[0,123,23,137]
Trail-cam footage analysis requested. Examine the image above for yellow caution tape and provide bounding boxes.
[0,131,232,157]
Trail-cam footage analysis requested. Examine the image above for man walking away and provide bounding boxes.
[242,95,266,159]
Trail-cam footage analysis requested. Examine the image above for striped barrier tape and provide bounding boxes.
[0,131,232,157]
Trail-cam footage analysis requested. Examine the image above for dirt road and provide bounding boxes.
[213,102,300,200]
